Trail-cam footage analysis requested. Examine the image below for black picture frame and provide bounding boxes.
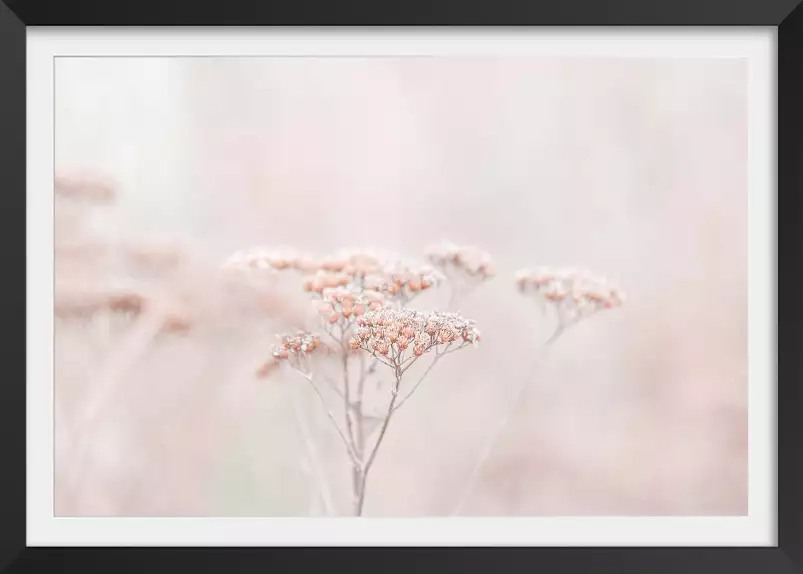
[1,0,798,572]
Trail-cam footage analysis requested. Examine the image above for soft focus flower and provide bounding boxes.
[515,266,625,323]
[55,175,117,204]
[223,246,315,273]
[314,286,390,329]
[302,270,351,293]
[259,331,324,377]
[425,240,495,281]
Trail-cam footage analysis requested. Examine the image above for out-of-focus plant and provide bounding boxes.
[425,240,494,309]
[450,266,625,514]
[54,174,305,514]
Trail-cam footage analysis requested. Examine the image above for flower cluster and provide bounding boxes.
[257,332,323,378]
[224,247,317,273]
[425,241,495,281]
[362,261,441,303]
[515,266,625,322]
[302,270,352,294]
[316,249,388,278]
[225,246,444,307]
[315,287,386,326]
[55,175,116,204]
[349,308,480,360]
[54,286,192,334]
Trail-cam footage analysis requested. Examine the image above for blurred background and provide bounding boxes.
[54,56,747,517]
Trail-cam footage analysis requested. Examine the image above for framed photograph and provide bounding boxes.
[4,0,799,571]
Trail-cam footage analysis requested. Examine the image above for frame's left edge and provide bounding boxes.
[0,0,27,573]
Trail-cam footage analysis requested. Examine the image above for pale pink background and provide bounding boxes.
[54,57,747,516]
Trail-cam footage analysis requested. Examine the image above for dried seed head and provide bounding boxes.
[55,175,117,204]
[261,332,323,377]
[349,307,480,364]
[425,240,495,281]
[256,358,281,379]
[515,266,625,322]
[224,246,313,274]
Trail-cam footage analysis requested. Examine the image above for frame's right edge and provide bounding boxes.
[778,1,803,571]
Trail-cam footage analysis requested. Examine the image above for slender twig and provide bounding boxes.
[355,353,367,457]
[322,375,346,400]
[398,354,418,371]
[291,389,335,516]
[393,342,469,411]
[339,345,363,505]
[449,324,565,515]
[341,350,358,454]
[292,367,361,467]
[355,365,403,516]
[322,326,341,347]
[65,308,167,497]
[398,341,465,376]
[393,346,449,412]
[371,355,397,370]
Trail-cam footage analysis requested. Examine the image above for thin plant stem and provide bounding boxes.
[392,342,465,412]
[340,349,363,510]
[449,324,565,516]
[293,367,361,467]
[291,389,335,516]
[355,364,404,516]
[341,349,357,450]
[65,309,166,498]
[355,353,367,457]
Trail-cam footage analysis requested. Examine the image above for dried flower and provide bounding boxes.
[256,358,281,379]
[515,266,625,324]
[259,331,325,377]
[314,286,390,331]
[55,175,116,204]
[301,270,351,293]
[224,246,316,274]
[353,308,480,364]
[363,261,442,303]
[426,240,495,280]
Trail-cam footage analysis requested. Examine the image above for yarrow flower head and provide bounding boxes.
[515,266,625,324]
[256,331,324,378]
[316,248,389,278]
[55,175,117,204]
[314,286,387,328]
[224,246,317,273]
[310,248,442,302]
[350,308,480,365]
[425,240,495,281]
[363,261,442,303]
[302,269,352,294]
